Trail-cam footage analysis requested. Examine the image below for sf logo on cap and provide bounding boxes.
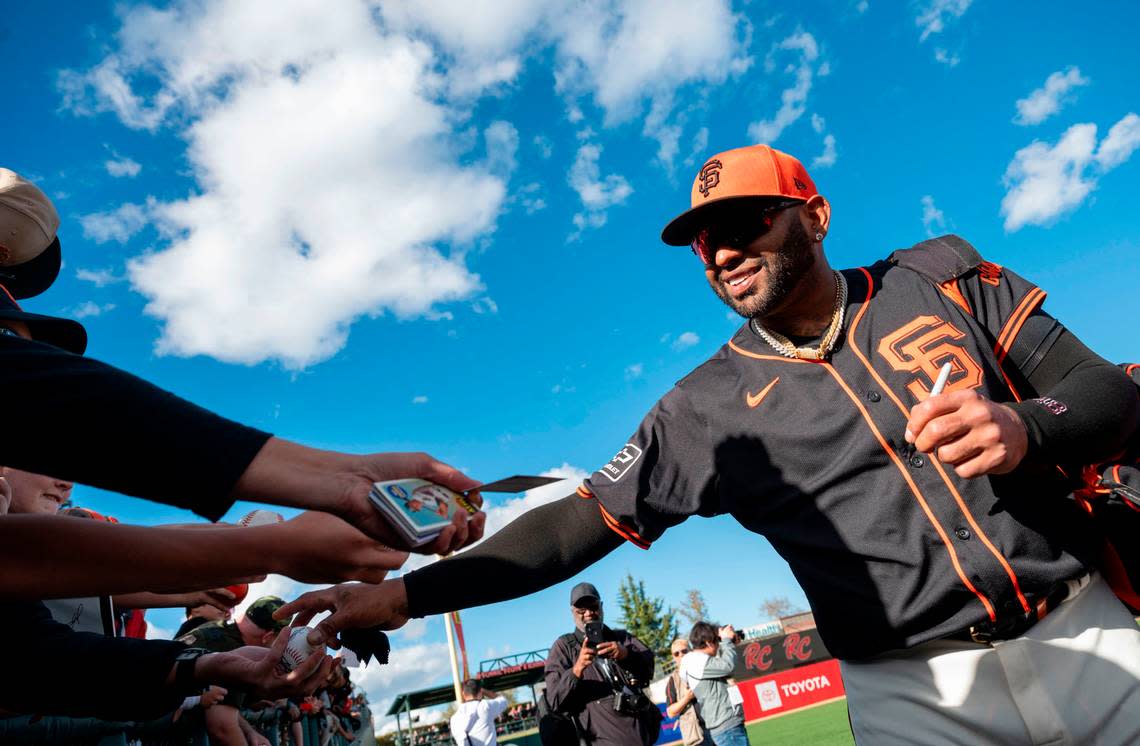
[698,159,723,198]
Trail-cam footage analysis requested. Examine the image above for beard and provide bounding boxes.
[710,217,816,320]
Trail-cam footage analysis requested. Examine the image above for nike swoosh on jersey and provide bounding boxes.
[746,377,780,408]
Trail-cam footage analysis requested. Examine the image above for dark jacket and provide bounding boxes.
[0,601,187,720]
[544,625,655,746]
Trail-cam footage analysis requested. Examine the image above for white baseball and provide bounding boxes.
[277,626,322,673]
[238,509,285,527]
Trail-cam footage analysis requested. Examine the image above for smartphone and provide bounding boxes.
[584,621,604,648]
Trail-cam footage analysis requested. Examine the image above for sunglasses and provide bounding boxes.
[690,200,804,265]
[672,649,689,657]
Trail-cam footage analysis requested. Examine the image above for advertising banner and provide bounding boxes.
[738,658,845,721]
[731,628,831,680]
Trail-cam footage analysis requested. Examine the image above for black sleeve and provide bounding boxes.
[0,336,272,521]
[1006,317,1140,465]
[0,601,187,719]
[403,494,622,618]
[581,386,717,548]
[544,636,584,714]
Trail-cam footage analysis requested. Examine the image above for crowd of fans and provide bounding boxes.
[0,169,490,742]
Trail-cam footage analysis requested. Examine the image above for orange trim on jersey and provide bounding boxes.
[576,484,595,499]
[938,279,972,315]
[994,287,1046,365]
[596,501,651,550]
[727,341,823,364]
[820,360,997,622]
[1125,364,1139,377]
[851,267,1030,615]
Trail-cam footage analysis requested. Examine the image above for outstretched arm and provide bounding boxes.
[279,494,623,645]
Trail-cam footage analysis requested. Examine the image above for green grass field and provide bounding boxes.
[745,699,855,746]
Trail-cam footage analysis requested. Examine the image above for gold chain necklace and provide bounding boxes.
[750,271,848,360]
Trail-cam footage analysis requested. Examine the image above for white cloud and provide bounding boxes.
[1095,113,1140,170]
[856,1,869,13]
[1001,123,1097,231]
[484,120,520,179]
[146,621,174,640]
[810,113,826,134]
[568,141,633,238]
[63,0,509,369]
[921,195,946,236]
[412,395,429,404]
[397,617,432,641]
[516,182,547,214]
[933,48,960,67]
[105,154,142,178]
[1014,67,1089,126]
[1000,115,1140,231]
[812,134,837,169]
[79,202,149,244]
[916,0,972,43]
[625,363,644,380]
[533,135,553,160]
[351,639,454,730]
[75,267,122,287]
[747,32,821,144]
[686,127,710,167]
[70,301,117,319]
[550,0,748,127]
[672,331,700,350]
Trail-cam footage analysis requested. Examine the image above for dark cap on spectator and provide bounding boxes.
[0,284,87,354]
[0,169,63,299]
[570,582,601,606]
[245,596,289,632]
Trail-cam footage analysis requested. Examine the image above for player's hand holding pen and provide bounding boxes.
[905,362,1029,478]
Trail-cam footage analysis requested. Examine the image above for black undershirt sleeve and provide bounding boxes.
[1008,315,1139,466]
[0,335,272,521]
[0,601,187,720]
[403,494,623,618]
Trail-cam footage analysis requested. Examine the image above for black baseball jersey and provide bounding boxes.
[580,236,1098,660]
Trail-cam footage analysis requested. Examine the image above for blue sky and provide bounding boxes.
[5,0,1140,729]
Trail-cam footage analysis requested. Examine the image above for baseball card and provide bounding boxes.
[369,479,477,547]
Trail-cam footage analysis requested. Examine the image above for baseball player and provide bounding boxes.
[282,145,1140,744]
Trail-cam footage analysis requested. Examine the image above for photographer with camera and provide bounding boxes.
[679,623,745,746]
[540,583,659,746]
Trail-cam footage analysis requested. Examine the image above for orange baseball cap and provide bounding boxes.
[661,144,818,246]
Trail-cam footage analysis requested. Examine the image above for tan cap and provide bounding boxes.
[0,169,63,299]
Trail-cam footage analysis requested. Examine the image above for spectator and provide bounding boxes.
[665,638,712,746]
[177,600,231,638]
[450,679,508,746]
[543,582,658,746]
[0,168,487,604]
[178,596,293,746]
[680,624,744,746]
[0,496,334,720]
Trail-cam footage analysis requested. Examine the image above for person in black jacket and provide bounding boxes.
[543,583,657,746]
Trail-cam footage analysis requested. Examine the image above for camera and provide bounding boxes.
[612,688,650,715]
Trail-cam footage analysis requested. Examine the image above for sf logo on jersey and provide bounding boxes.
[878,315,983,401]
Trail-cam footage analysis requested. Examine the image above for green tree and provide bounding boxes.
[616,573,679,669]
[676,588,710,628]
